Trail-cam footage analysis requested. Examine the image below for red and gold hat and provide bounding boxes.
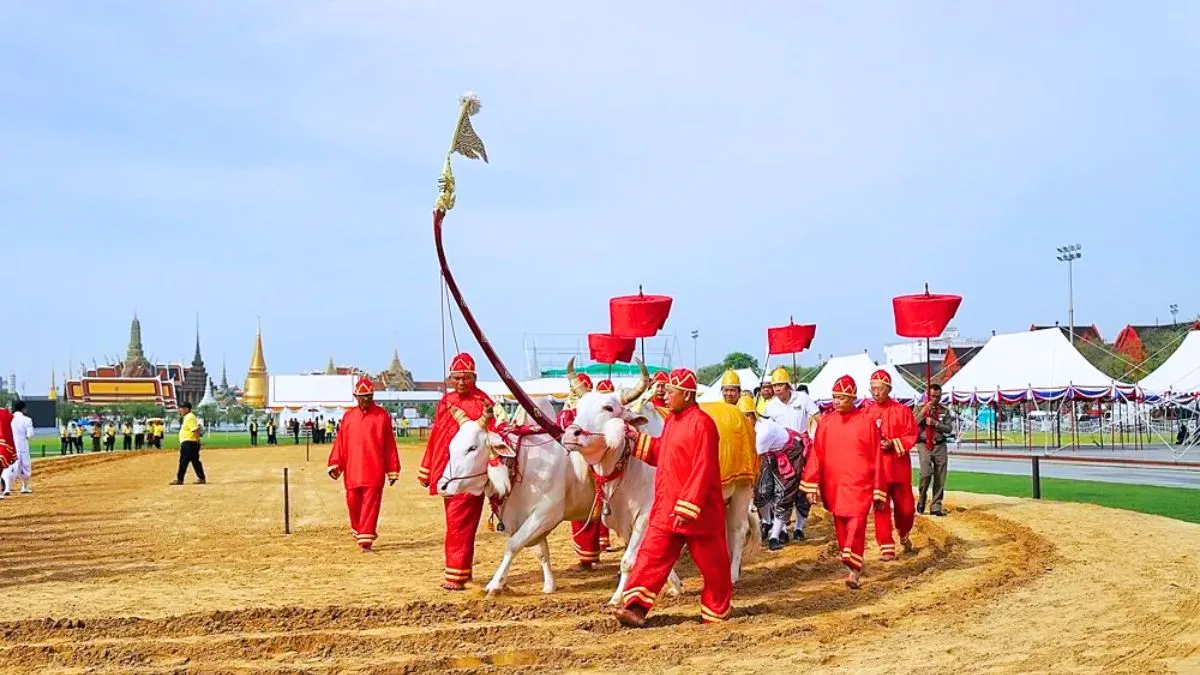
[870,369,892,387]
[832,374,857,398]
[596,379,615,393]
[354,375,375,396]
[449,352,476,375]
[652,371,670,385]
[667,368,698,392]
[576,373,594,391]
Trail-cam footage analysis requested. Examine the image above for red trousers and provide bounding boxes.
[571,520,604,565]
[443,493,485,585]
[621,523,733,624]
[834,512,869,571]
[346,486,383,549]
[873,481,915,557]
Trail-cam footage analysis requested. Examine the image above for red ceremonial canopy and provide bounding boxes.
[892,291,962,338]
[610,290,673,338]
[588,333,636,364]
[767,320,817,355]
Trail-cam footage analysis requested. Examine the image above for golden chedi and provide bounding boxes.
[242,323,269,409]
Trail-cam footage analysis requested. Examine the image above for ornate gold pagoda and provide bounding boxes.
[242,322,269,409]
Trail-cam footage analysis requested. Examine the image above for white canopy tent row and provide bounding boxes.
[1139,331,1200,401]
[806,354,921,403]
[939,328,1169,454]
[942,328,1137,405]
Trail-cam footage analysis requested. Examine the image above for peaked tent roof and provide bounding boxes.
[944,328,1130,397]
[698,368,762,402]
[806,354,920,401]
[1139,331,1200,396]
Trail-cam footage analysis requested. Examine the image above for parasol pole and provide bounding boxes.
[432,93,563,439]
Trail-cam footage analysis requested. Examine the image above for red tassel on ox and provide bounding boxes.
[767,321,817,355]
[892,293,962,338]
[610,292,673,338]
[588,333,636,364]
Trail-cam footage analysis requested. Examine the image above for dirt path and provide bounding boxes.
[0,445,1196,673]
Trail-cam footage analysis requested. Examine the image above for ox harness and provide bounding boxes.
[483,423,552,532]
[582,425,637,529]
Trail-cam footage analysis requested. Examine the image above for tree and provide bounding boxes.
[196,404,220,426]
[721,352,760,372]
[416,403,436,419]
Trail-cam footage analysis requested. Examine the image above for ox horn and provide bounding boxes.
[479,405,494,429]
[448,405,470,427]
[620,358,649,405]
[566,356,587,398]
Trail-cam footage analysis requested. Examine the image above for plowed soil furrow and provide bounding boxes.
[0,445,1196,674]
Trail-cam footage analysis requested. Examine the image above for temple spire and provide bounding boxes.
[121,312,152,377]
[192,314,204,367]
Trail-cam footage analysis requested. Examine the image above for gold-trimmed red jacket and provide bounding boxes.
[632,403,726,536]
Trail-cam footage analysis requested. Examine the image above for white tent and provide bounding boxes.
[942,328,1132,402]
[698,368,761,402]
[807,354,920,402]
[267,374,355,426]
[1139,331,1200,396]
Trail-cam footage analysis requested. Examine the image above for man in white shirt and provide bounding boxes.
[762,367,821,541]
[2,400,35,495]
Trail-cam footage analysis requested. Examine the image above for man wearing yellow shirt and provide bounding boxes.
[171,402,207,485]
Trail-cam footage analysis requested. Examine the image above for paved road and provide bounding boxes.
[936,456,1200,490]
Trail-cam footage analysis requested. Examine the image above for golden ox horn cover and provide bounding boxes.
[566,356,587,398]
[619,358,649,405]
[448,405,470,427]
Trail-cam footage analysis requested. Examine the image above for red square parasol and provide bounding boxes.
[609,291,673,338]
[892,292,962,338]
[588,333,636,364]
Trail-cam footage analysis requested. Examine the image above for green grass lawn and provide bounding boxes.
[924,469,1200,524]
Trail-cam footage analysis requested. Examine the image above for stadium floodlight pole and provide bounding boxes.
[1055,244,1083,344]
[690,330,699,371]
[1170,303,1179,324]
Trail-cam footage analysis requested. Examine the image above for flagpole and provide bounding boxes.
[432,93,562,439]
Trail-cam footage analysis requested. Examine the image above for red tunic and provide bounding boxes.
[862,399,918,485]
[0,409,14,470]
[632,404,725,537]
[800,407,885,517]
[418,388,494,495]
[327,404,400,488]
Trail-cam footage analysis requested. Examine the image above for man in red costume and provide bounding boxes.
[327,376,400,551]
[0,408,15,496]
[563,371,608,569]
[863,369,918,560]
[647,371,669,408]
[614,368,732,628]
[419,353,495,590]
[801,375,885,589]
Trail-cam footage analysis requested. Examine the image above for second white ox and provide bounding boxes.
[561,359,758,606]
[436,395,683,598]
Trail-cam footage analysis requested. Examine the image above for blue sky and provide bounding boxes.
[3,1,1199,392]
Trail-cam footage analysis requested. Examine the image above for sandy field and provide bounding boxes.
[0,445,1197,674]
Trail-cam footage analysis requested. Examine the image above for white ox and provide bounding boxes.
[561,359,758,606]
[436,396,601,596]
